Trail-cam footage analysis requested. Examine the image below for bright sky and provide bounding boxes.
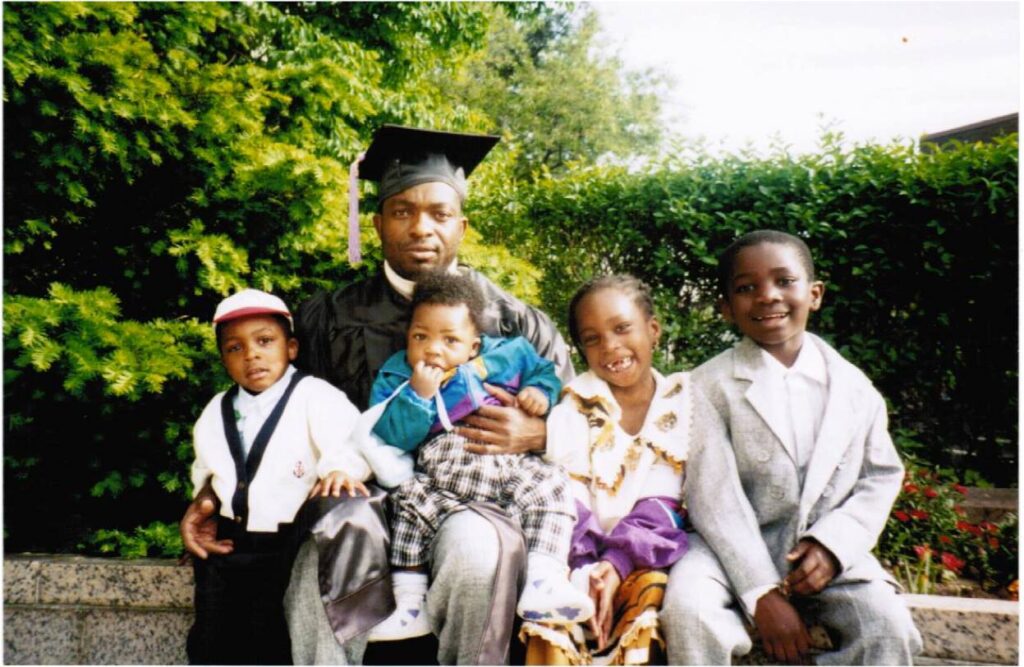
[594,1,1020,155]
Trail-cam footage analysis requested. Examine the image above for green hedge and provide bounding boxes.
[0,1,518,555]
[475,133,1019,484]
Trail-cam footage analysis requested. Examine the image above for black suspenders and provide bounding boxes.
[219,371,308,530]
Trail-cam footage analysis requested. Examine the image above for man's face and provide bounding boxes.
[373,181,467,281]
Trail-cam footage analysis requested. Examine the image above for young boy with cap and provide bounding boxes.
[187,289,371,665]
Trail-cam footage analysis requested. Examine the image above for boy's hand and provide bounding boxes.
[586,560,622,651]
[179,483,233,561]
[313,471,369,499]
[754,589,811,664]
[410,360,444,399]
[785,538,839,596]
[516,386,549,417]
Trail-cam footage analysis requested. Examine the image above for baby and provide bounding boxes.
[362,271,592,641]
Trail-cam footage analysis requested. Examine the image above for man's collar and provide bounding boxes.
[382,260,460,301]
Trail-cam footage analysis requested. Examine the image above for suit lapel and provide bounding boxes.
[799,335,859,514]
[734,338,798,464]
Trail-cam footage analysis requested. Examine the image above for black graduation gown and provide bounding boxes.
[294,267,574,410]
[290,267,572,663]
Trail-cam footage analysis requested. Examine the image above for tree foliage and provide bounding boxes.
[4,1,663,554]
[2,1,506,553]
[442,4,668,180]
[474,132,1019,485]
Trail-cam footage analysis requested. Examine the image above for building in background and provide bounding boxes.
[921,112,1018,151]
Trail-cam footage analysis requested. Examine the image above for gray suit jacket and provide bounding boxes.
[686,333,903,607]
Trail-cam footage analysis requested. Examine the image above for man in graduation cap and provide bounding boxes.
[181,126,574,665]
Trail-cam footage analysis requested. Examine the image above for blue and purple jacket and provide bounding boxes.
[370,335,561,452]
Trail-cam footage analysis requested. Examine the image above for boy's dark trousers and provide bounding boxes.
[187,518,296,665]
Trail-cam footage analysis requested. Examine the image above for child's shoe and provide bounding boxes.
[368,571,431,641]
[516,553,595,625]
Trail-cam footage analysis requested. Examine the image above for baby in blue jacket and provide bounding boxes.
[364,271,591,641]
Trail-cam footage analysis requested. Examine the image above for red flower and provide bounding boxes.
[988,537,1000,549]
[939,535,952,544]
[980,521,998,534]
[903,483,920,494]
[910,509,929,520]
[893,510,910,522]
[923,487,938,498]
[940,552,965,574]
[913,545,932,561]
[953,505,966,516]
[952,483,968,495]
[956,520,983,537]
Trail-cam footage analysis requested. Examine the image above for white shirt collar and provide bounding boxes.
[760,337,828,386]
[383,261,417,300]
[236,364,297,415]
[383,260,461,301]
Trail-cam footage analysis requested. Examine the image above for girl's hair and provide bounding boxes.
[410,270,486,332]
[716,229,816,297]
[567,274,655,352]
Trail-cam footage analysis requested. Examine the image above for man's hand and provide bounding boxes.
[457,383,546,454]
[313,470,369,498]
[410,360,444,399]
[516,386,550,417]
[784,538,840,596]
[753,589,811,664]
[180,483,233,560]
[586,561,622,651]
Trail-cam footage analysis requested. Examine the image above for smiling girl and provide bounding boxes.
[522,275,691,665]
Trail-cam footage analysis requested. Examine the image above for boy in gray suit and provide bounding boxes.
[662,230,921,664]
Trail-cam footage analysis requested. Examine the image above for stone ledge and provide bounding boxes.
[905,594,1018,665]
[3,605,191,665]
[962,487,1018,523]
[2,556,1019,665]
[4,554,191,608]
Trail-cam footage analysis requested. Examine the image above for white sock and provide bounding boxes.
[391,570,428,595]
[525,552,567,582]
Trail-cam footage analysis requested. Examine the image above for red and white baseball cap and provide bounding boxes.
[213,289,293,331]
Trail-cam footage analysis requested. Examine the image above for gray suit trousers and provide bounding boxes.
[660,535,922,665]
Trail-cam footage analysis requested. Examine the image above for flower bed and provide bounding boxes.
[876,460,1018,599]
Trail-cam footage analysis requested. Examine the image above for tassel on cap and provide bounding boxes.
[348,151,365,266]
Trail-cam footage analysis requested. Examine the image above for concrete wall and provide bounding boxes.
[4,555,192,665]
[3,555,1019,665]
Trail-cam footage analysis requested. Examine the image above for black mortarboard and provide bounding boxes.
[361,125,499,203]
[347,125,500,265]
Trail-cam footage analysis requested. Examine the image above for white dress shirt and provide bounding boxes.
[741,339,830,615]
[234,365,297,455]
[760,340,829,482]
